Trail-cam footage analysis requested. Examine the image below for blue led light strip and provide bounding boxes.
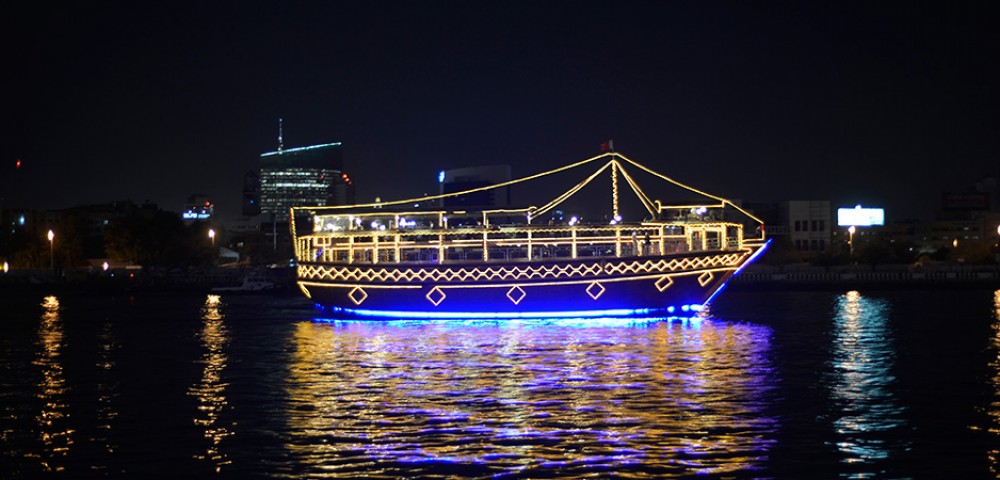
[700,239,771,308]
[701,282,728,308]
[326,306,658,320]
[313,315,704,328]
[731,239,771,278]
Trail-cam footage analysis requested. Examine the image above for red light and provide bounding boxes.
[204,201,210,206]
[15,159,21,169]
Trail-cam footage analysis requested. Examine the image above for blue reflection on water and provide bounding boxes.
[322,306,667,320]
[314,315,703,329]
[828,290,908,475]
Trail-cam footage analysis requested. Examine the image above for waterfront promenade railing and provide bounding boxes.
[731,265,1000,287]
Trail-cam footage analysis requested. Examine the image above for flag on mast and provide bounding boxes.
[600,140,615,152]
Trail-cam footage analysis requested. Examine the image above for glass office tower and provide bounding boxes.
[259,142,345,221]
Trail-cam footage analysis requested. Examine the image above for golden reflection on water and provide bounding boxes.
[32,295,73,472]
[187,294,233,472]
[284,318,776,477]
[987,289,1000,475]
[829,291,906,470]
[90,318,120,472]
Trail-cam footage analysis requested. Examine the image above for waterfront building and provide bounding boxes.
[242,170,261,216]
[259,142,345,221]
[786,200,832,255]
[907,191,999,253]
[1,201,163,268]
[743,200,832,260]
[331,172,356,207]
[182,195,214,223]
[912,206,1000,254]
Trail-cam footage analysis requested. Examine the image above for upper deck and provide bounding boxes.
[291,152,765,267]
[296,209,752,266]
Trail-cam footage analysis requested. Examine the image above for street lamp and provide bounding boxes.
[47,229,54,270]
[848,225,856,257]
[996,225,1000,264]
[208,228,216,248]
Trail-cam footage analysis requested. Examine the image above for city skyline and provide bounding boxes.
[4,2,999,223]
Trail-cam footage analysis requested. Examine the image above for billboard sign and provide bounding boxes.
[838,205,884,227]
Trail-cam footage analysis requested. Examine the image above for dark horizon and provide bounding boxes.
[4,2,999,223]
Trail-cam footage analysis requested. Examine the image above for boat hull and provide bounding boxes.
[300,244,765,319]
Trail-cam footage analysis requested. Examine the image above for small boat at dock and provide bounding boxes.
[211,275,283,293]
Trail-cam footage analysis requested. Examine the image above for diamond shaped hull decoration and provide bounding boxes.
[506,285,526,305]
[426,286,446,306]
[586,281,605,300]
[348,286,368,305]
[697,272,714,287]
[654,275,674,292]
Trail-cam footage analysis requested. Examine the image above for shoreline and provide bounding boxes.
[0,266,299,297]
[728,264,1000,291]
[3,264,998,297]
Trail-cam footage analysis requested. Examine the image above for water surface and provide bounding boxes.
[1,289,998,478]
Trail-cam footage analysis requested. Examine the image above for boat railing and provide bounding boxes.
[296,221,746,266]
[291,152,766,267]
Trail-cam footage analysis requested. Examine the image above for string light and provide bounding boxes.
[290,151,769,317]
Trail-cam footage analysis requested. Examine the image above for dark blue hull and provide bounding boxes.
[299,246,766,320]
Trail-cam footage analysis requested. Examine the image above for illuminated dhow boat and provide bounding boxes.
[291,152,768,319]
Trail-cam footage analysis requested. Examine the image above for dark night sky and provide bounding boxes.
[4,1,999,223]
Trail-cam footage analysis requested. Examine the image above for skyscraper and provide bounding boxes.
[259,142,345,221]
[242,170,261,216]
[331,172,356,207]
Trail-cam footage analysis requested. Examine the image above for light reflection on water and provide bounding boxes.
[188,294,234,472]
[91,316,120,473]
[828,290,908,477]
[988,289,1000,476]
[3,291,1000,476]
[31,295,73,473]
[284,316,778,478]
